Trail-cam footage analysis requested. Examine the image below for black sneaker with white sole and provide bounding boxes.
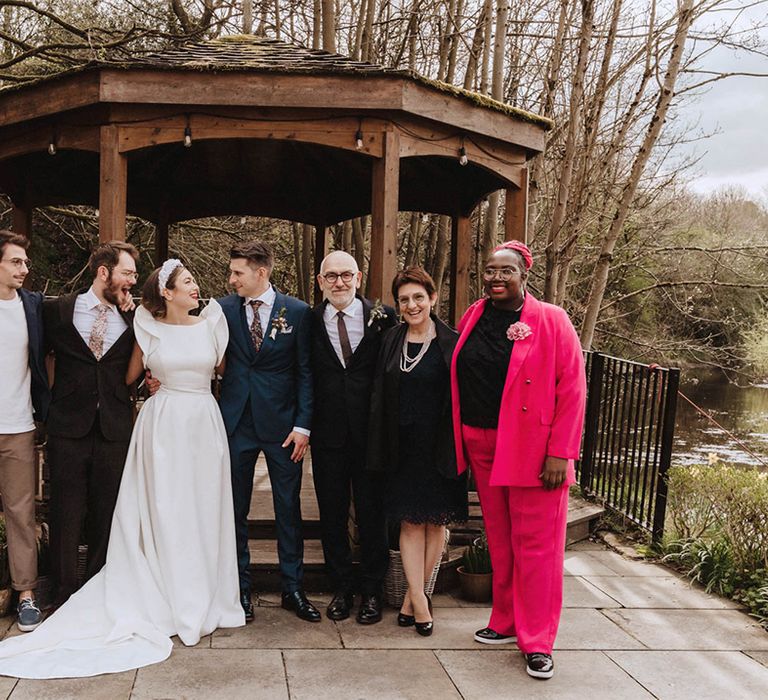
[526,653,554,679]
[474,627,517,645]
[17,597,42,632]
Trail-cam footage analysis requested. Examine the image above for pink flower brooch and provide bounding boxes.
[506,321,532,341]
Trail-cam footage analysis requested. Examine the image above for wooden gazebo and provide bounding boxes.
[0,35,551,322]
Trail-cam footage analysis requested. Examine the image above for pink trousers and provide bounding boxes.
[462,424,568,654]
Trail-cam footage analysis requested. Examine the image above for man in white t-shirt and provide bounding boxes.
[0,230,50,632]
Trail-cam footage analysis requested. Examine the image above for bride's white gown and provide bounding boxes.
[0,300,244,679]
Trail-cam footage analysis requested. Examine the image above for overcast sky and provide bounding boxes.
[682,4,768,201]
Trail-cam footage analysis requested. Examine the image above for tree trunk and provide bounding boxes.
[543,0,593,303]
[580,0,695,350]
[292,222,307,301]
[242,0,253,34]
[463,3,488,90]
[312,0,321,50]
[302,223,313,302]
[321,0,335,52]
[432,215,451,313]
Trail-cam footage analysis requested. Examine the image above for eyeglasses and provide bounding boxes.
[1,257,31,270]
[322,271,355,284]
[115,269,139,281]
[483,267,519,281]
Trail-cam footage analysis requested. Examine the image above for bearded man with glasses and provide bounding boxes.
[310,251,396,624]
[43,241,140,604]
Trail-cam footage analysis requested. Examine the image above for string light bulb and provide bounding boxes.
[458,146,468,166]
[355,128,364,150]
[48,142,57,156]
[183,125,192,148]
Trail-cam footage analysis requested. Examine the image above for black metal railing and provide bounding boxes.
[578,352,680,543]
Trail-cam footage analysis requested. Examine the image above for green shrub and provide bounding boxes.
[662,462,768,627]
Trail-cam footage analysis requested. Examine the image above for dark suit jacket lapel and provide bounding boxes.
[20,291,41,363]
[257,286,286,360]
[224,295,255,360]
[59,291,95,357]
[346,295,374,368]
[315,300,345,370]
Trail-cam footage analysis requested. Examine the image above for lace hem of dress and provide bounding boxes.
[389,509,469,526]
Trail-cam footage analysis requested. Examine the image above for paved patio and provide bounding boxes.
[0,540,766,699]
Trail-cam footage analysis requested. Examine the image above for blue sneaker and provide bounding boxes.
[17,597,42,632]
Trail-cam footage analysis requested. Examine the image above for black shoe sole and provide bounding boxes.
[356,614,382,625]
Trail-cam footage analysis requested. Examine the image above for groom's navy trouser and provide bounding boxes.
[229,404,304,594]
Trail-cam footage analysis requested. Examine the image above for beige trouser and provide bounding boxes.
[0,430,38,590]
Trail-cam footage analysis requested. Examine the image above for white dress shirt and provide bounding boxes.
[323,297,364,365]
[243,286,309,438]
[73,287,128,357]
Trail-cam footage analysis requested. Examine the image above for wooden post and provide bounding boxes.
[449,212,472,327]
[313,224,328,305]
[504,166,529,244]
[155,218,169,266]
[99,125,127,242]
[11,202,32,237]
[369,130,400,303]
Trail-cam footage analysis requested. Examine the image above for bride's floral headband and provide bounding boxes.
[158,258,184,291]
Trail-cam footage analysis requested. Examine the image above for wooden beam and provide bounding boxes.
[313,224,328,306]
[368,130,400,304]
[504,167,529,244]
[11,202,32,237]
[155,218,169,266]
[99,125,127,242]
[449,212,472,327]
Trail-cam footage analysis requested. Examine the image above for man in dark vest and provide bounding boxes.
[0,230,50,631]
[44,241,139,602]
[310,250,396,624]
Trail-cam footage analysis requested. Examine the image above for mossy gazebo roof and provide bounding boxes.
[0,34,550,320]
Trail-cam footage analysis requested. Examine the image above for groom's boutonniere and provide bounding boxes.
[367,299,387,327]
[506,321,532,341]
[269,307,291,340]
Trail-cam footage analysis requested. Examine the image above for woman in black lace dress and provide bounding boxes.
[368,267,467,636]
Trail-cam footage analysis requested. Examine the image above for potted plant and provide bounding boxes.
[457,532,493,602]
[0,515,12,615]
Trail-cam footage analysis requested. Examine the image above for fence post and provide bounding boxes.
[579,351,604,493]
[651,367,680,544]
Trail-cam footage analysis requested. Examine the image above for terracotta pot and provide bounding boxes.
[457,565,493,602]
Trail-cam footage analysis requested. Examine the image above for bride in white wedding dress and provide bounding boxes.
[0,260,244,679]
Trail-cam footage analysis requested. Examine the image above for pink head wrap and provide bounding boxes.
[492,240,533,270]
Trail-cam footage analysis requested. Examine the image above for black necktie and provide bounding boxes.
[336,311,353,367]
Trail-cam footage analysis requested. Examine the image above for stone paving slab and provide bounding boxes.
[337,608,487,649]
[565,551,670,578]
[564,551,623,577]
[132,649,288,700]
[563,576,621,608]
[211,608,342,649]
[585,575,740,609]
[8,671,135,700]
[745,650,768,667]
[554,609,645,650]
[284,649,461,700]
[436,650,653,699]
[607,651,768,700]
[603,609,768,650]
[172,633,211,648]
[0,678,16,700]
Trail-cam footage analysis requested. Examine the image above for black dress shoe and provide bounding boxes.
[415,620,433,636]
[281,590,321,623]
[327,592,354,621]
[356,594,383,625]
[397,612,415,627]
[240,590,254,622]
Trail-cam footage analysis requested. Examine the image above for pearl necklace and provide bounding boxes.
[400,320,436,373]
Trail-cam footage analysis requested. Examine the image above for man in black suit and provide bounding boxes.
[311,250,396,624]
[44,241,139,602]
[0,230,50,631]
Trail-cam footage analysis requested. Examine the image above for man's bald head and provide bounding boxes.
[320,250,359,275]
[317,250,363,309]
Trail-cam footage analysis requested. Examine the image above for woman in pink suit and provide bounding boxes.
[451,240,586,680]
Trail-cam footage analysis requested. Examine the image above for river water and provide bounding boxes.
[673,369,768,470]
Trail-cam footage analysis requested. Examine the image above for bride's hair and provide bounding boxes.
[142,265,184,318]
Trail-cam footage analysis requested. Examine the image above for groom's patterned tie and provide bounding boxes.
[249,300,264,352]
[88,303,110,360]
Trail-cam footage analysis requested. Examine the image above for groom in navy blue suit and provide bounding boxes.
[218,241,319,623]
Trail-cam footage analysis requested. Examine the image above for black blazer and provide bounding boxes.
[43,292,135,442]
[19,288,50,422]
[367,314,459,478]
[310,295,396,451]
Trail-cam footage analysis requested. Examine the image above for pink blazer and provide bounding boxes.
[451,294,587,487]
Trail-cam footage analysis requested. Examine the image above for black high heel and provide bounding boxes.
[397,612,415,627]
[415,595,433,636]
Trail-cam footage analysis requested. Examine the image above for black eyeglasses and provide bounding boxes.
[322,271,355,283]
[2,257,31,270]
